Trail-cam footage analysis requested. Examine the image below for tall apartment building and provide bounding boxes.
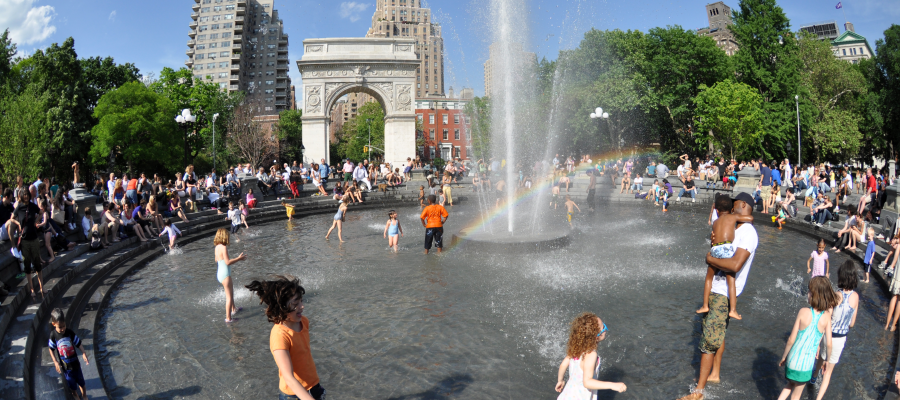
[697,1,739,56]
[483,42,537,98]
[186,0,292,115]
[366,0,445,99]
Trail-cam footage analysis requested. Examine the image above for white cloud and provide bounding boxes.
[339,2,369,23]
[108,10,116,22]
[0,0,56,45]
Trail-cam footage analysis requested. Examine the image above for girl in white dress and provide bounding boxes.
[555,313,627,399]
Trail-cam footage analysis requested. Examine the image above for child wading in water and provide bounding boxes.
[564,195,581,229]
[282,200,295,221]
[383,210,403,252]
[246,276,325,400]
[697,195,753,320]
[776,276,839,400]
[214,228,246,323]
[47,308,90,400]
[807,238,829,278]
[158,218,182,249]
[325,201,348,242]
[555,312,627,399]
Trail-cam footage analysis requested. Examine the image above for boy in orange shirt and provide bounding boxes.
[420,194,449,254]
[247,276,324,400]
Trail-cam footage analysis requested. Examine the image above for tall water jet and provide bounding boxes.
[488,0,528,233]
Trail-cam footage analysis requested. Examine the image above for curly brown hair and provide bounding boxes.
[245,275,306,324]
[566,312,601,358]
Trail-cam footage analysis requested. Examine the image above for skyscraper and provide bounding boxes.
[186,0,292,115]
[366,0,445,99]
[483,42,536,98]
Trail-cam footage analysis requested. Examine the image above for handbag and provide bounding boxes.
[51,208,65,225]
[195,190,203,201]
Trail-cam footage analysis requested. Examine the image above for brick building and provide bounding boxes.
[416,88,473,161]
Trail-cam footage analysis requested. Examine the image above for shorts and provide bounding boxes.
[710,243,736,259]
[567,212,574,222]
[230,224,242,234]
[819,335,847,364]
[21,239,42,274]
[699,293,730,354]
[280,384,326,400]
[343,172,352,182]
[424,227,444,250]
[761,190,771,202]
[62,367,86,392]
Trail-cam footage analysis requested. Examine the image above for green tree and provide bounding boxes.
[0,84,49,183]
[273,109,303,163]
[868,25,900,160]
[463,96,491,160]
[89,81,181,173]
[730,0,802,161]
[693,79,764,160]
[797,33,866,162]
[335,102,385,162]
[0,29,16,86]
[80,56,141,110]
[150,67,241,167]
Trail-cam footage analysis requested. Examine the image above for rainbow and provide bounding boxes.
[453,147,663,241]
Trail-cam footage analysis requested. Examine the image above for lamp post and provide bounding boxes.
[212,113,219,172]
[794,95,801,167]
[590,107,610,151]
[175,108,197,167]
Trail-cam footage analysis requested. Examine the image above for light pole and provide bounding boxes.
[366,118,373,163]
[175,109,197,167]
[212,113,219,173]
[590,107,610,151]
[794,95,801,167]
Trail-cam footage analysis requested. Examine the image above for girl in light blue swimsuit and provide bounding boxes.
[325,202,348,242]
[383,210,403,252]
[214,228,246,323]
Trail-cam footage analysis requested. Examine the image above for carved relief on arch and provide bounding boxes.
[305,86,322,115]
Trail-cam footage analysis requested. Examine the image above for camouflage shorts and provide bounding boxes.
[699,293,730,354]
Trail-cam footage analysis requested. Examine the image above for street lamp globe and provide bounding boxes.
[590,113,597,119]
[595,107,603,116]
[602,112,609,119]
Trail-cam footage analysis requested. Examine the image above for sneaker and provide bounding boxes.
[692,198,696,203]
[676,197,681,202]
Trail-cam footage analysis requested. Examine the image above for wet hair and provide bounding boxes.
[565,312,601,358]
[837,260,859,291]
[808,276,840,312]
[50,308,65,324]
[427,194,436,204]
[388,209,396,218]
[165,218,173,227]
[714,194,733,213]
[245,275,306,324]
[816,238,826,248]
[214,228,230,246]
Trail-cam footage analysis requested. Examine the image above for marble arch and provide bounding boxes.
[297,38,419,167]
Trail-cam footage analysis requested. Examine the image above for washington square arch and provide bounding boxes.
[297,38,419,167]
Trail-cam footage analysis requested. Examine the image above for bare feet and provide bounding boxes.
[728,310,743,320]
[677,392,704,400]
[891,324,897,332]
[696,306,710,314]
[707,376,721,383]
[47,257,55,264]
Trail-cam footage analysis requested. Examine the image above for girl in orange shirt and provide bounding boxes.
[247,276,324,400]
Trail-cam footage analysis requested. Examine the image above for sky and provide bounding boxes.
[1,0,897,101]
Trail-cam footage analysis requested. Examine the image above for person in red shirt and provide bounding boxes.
[857,168,876,217]
[420,194,449,254]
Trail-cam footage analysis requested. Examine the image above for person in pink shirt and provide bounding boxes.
[807,239,830,278]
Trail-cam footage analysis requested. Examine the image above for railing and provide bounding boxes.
[231,54,241,60]
[229,85,239,90]
[188,30,197,36]
[276,83,287,88]
[278,47,287,52]
[275,101,287,106]
[230,64,240,69]
[185,59,193,65]
[233,35,242,41]
[277,55,288,60]
[230,74,240,80]
[233,44,242,48]
[235,16,244,22]
[192,3,200,10]
[187,40,195,46]
[186,49,195,55]
[236,6,245,13]
[189,21,198,28]
[191,12,199,19]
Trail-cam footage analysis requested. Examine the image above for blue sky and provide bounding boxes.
[1,0,897,99]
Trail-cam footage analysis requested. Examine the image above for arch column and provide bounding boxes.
[385,115,417,167]
[301,115,329,165]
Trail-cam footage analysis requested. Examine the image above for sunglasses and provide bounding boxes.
[597,323,608,337]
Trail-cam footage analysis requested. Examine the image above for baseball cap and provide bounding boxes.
[732,192,755,208]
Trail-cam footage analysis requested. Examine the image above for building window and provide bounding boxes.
[197,44,206,50]
[207,63,215,68]
[429,129,434,140]
[225,14,234,20]
[209,43,218,48]
[198,34,207,40]
[265,89,274,94]
[265,80,274,85]
[196,54,205,60]
[195,65,204,70]
[417,114,423,123]
[219,61,228,68]
[442,129,448,140]
[222,32,231,38]
[201,7,210,12]
[429,115,434,124]
[417,83,421,88]
[200,16,209,22]
[210,33,219,39]
[220,51,229,57]
[226,4,235,10]
[454,115,459,124]
[214,6,222,12]
[267,61,275,66]
[199,25,209,31]
[843,48,846,56]
[218,72,228,78]
[442,115,448,124]
[454,129,459,140]
[224,22,233,28]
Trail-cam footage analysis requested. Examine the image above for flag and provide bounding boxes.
[836,2,842,9]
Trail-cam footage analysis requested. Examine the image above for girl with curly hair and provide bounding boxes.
[246,275,324,400]
[555,312,627,399]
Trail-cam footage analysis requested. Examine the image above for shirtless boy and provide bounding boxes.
[564,195,581,229]
[697,195,754,320]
